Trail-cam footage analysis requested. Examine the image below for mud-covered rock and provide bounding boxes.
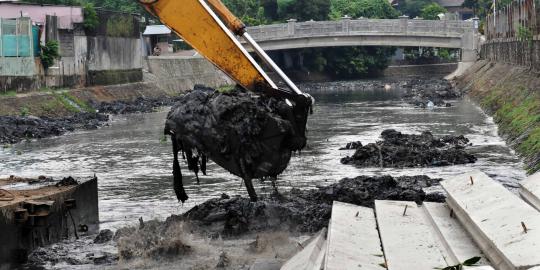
[177,174,443,235]
[94,229,114,244]
[341,129,476,167]
[55,176,78,187]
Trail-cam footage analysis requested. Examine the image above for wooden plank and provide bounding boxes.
[423,202,488,265]
[442,170,540,270]
[281,228,327,270]
[375,200,449,270]
[520,171,540,212]
[324,201,383,270]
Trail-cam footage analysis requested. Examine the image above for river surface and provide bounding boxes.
[0,81,527,232]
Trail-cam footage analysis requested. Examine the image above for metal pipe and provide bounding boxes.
[242,32,303,95]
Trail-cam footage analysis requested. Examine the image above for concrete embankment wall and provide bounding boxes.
[455,60,540,173]
[144,56,233,92]
[0,56,232,117]
[383,63,458,78]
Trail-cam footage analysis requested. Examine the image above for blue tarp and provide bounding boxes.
[33,26,39,56]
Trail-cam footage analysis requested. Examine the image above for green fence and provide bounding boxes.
[0,17,34,57]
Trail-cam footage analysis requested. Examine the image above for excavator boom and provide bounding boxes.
[139,0,278,93]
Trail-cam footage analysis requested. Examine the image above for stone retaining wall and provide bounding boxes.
[481,39,540,69]
[145,56,232,92]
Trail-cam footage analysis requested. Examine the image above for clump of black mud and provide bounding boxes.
[0,113,108,144]
[91,96,182,114]
[165,85,309,202]
[401,78,460,107]
[341,129,476,167]
[173,174,444,235]
[0,96,180,145]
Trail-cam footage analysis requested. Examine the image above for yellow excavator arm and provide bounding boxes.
[139,0,314,202]
[138,0,284,94]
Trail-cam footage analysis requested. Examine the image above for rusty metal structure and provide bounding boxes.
[485,0,538,40]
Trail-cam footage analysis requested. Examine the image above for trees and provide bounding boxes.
[396,0,432,18]
[420,3,447,20]
[292,0,331,21]
[302,0,398,79]
[330,0,399,19]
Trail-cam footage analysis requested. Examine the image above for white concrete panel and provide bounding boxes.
[324,201,383,270]
[442,170,540,270]
[423,202,488,265]
[375,200,448,270]
[520,172,540,212]
[281,228,327,270]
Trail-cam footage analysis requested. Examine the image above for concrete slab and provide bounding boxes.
[520,171,540,212]
[324,201,383,270]
[423,202,488,265]
[441,170,540,270]
[375,200,448,270]
[280,228,327,270]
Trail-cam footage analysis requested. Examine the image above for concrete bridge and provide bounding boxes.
[245,17,479,62]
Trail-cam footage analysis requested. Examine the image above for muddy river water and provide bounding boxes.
[0,81,527,233]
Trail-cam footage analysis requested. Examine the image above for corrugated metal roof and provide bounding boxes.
[143,25,171,35]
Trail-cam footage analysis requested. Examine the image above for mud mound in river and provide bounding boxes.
[341,129,476,167]
[170,175,444,235]
[0,113,109,144]
[91,96,182,114]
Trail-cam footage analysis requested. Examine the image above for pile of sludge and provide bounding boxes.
[164,174,444,236]
[341,129,477,167]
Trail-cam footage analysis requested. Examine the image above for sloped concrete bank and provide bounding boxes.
[454,60,540,173]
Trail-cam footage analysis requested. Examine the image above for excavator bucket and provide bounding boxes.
[165,86,312,202]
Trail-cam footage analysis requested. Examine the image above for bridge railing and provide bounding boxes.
[246,18,475,40]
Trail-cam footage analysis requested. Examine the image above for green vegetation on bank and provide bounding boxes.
[479,82,540,174]
[0,90,17,97]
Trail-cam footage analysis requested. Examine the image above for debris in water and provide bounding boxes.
[165,85,311,202]
[339,141,362,150]
[55,176,78,187]
[341,129,476,167]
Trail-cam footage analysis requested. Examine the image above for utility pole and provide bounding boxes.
[493,0,496,26]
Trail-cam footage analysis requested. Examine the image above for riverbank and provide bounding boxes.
[454,60,540,174]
